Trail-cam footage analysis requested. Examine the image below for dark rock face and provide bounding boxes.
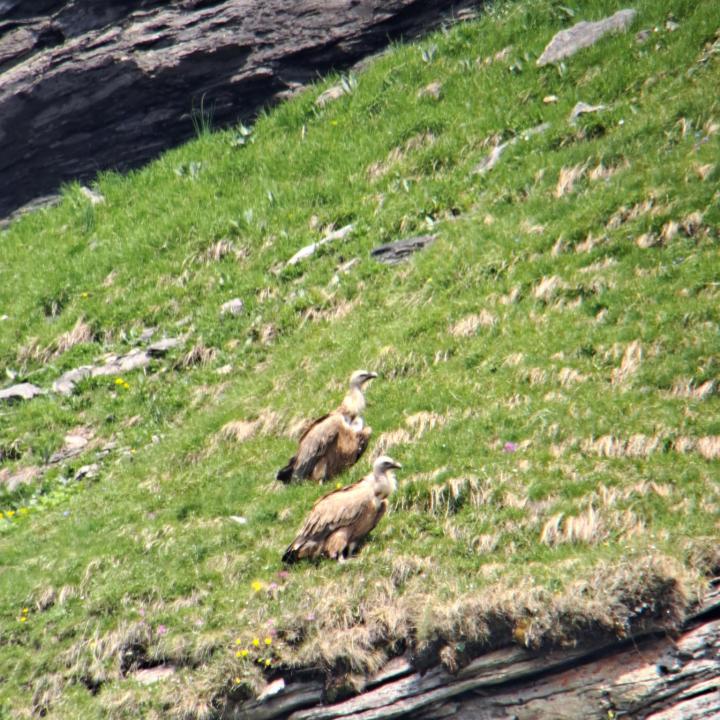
[0,0,477,218]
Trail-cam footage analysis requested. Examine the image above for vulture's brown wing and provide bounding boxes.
[297,414,331,442]
[299,480,375,540]
[291,414,344,479]
[277,413,335,481]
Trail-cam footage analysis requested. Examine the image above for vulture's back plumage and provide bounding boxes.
[277,414,371,483]
[282,456,401,562]
[276,371,377,483]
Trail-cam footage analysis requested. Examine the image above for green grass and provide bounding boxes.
[1,0,719,716]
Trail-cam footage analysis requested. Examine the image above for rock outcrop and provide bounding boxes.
[0,0,477,218]
[227,585,720,719]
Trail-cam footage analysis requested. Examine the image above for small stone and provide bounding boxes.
[636,232,660,249]
[418,81,442,100]
[370,235,436,265]
[569,101,606,124]
[220,298,244,317]
[315,84,347,108]
[0,382,43,402]
[74,463,99,481]
[216,364,233,376]
[537,9,637,66]
[79,186,105,205]
[147,337,180,356]
[132,666,176,685]
[635,29,652,44]
[665,20,679,32]
[473,142,509,174]
[49,432,91,464]
[543,95,559,104]
[53,366,93,395]
[229,515,248,525]
[337,258,359,274]
[286,224,354,266]
[257,678,286,702]
[138,327,156,343]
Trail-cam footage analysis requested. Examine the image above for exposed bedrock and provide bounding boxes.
[0,0,478,218]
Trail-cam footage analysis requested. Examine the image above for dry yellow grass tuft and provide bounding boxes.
[578,257,617,274]
[575,232,602,253]
[503,352,524,367]
[670,378,715,400]
[681,210,704,236]
[521,219,545,235]
[302,297,359,325]
[611,340,642,385]
[636,231,661,249]
[694,163,715,181]
[219,420,258,443]
[51,317,95,358]
[558,367,586,386]
[540,506,604,546]
[179,341,217,368]
[581,433,663,459]
[367,132,435,180]
[201,239,247,264]
[527,367,548,385]
[372,411,450,459]
[551,236,568,256]
[696,436,720,460]
[449,310,497,337]
[555,162,587,197]
[499,285,521,304]
[533,275,566,301]
[606,196,669,229]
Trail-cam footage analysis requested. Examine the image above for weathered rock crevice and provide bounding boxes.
[226,585,720,719]
[0,0,478,218]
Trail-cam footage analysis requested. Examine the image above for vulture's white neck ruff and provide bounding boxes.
[372,469,397,499]
[341,386,366,416]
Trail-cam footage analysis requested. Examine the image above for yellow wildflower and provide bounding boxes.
[240,649,249,657]
[80,292,90,299]
[234,677,242,684]
[264,637,272,646]
[6,510,15,518]
[250,580,263,592]
[18,508,29,516]
[22,608,28,614]
[264,659,271,667]
[335,482,342,489]
[19,617,27,623]
[235,650,243,658]
[114,378,125,385]
[252,638,260,647]
[235,638,242,645]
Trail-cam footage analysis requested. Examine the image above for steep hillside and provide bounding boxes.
[1,0,719,717]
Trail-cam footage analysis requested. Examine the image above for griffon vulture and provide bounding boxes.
[282,455,401,563]
[276,370,377,483]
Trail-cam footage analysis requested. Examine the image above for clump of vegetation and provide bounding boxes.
[1,0,719,716]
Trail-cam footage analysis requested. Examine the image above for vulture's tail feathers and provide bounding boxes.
[276,457,296,483]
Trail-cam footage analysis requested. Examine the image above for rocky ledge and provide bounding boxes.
[0,0,477,219]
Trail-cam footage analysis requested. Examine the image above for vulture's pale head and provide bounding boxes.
[374,455,402,472]
[373,455,402,496]
[349,370,378,389]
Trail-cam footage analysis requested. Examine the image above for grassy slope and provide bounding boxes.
[1,0,719,716]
